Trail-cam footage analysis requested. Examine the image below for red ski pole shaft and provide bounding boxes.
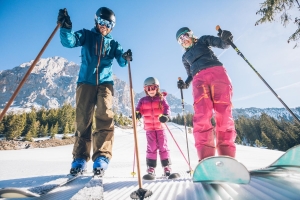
[0,23,61,121]
[164,123,193,172]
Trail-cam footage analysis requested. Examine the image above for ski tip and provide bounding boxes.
[168,173,181,180]
[143,174,156,180]
[0,188,40,198]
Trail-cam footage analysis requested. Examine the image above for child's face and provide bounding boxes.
[145,85,158,97]
[148,89,157,97]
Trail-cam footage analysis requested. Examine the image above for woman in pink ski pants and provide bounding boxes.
[175,27,236,161]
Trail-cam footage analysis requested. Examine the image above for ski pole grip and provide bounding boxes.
[216,25,222,34]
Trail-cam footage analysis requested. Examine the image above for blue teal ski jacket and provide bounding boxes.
[60,27,127,85]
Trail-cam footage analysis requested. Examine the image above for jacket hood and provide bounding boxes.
[161,91,167,97]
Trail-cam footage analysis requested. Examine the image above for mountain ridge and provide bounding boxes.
[0,56,299,121]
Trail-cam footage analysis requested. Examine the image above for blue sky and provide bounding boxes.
[1,0,299,108]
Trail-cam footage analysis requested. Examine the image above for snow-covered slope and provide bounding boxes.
[1,123,299,199]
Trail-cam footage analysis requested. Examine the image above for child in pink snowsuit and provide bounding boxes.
[175,27,236,161]
[136,77,172,176]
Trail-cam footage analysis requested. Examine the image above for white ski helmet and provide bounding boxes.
[144,77,159,87]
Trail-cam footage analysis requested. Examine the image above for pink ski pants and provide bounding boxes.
[146,130,170,161]
[192,66,236,161]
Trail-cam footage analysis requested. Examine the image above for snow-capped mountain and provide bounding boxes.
[0,57,193,116]
[1,56,299,121]
[232,107,300,122]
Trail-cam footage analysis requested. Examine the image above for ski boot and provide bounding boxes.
[163,165,180,179]
[163,165,171,177]
[93,156,109,177]
[143,166,156,180]
[70,158,87,175]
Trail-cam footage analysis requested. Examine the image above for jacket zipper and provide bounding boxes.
[96,36,103,85]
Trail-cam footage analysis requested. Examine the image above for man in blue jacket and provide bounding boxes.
[57,7,132,176]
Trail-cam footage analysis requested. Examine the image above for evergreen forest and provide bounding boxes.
[1,105,299,151]
[171,112,300,151]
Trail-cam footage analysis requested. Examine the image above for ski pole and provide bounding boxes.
[0,23,61,122]
[131,144,136,177]
[178,77,192,175]
[131,120,142,178]
[216,25,300,124]
[164,123,193,173]
[126,58,152,199]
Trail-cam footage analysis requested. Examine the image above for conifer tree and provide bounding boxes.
[6,113,26,140]
[255,0,300,48]
[53,122,59,135]
[261,131,273,149]
[49,125,56,139]
[24,130,34,142]
[23,107,37,136]
[40,124,48,137]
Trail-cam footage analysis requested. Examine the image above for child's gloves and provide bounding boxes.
[159,114,169,123]
[136,111,142,120]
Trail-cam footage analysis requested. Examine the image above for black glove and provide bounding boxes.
[122,49,132,61]
[57,8,72,29]
[136,111,142,120]
[217,30,233,43]
[177,79,189,89]
[159,115,169,123]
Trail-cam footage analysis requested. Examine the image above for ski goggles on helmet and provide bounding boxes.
[96,17,115,29]
[177,32,192,44]
[144,85,159,92]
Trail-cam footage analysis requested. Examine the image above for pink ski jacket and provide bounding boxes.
[136,92,170,131]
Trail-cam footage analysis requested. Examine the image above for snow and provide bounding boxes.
[0,123,286,199]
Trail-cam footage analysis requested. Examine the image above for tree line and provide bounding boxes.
[171,113,300,151]
[0,104,131,141]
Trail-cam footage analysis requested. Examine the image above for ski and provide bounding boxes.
[167,172,180,179]
[70,174,103,199]
[0,172,84,198]
[142,172,181,180]
[143,174,156,180]
[250,144,300,175]
[192,156,250,184]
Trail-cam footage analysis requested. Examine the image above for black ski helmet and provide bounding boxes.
[176,27,191,41]
[95,7,116,24]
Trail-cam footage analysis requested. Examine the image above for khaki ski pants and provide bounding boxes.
[72,83,114,162]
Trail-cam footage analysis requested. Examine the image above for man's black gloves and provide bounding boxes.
[177,80,189,89]
[122,49,132,61]
[57,8,72,29]
[217,30,233,44]
[159,115,169,123]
